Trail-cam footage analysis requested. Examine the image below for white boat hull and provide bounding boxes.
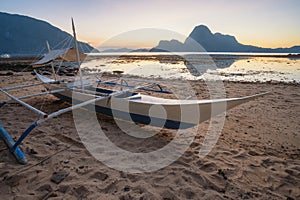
[37,73,267,129]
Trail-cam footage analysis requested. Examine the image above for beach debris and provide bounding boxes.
[50,170,69,184]
[26,147,38,155]
[37,184,53,193]
[286,196,295,200]
[113,70,124,76]
[123,185,130,192]
[217,169,228,180]
[63,159,69,164]
[119,194,133,200]
[0,71,14,76]
[4,174,23,187]
[57,185,70,193]
[74,185,89,199]
[90,171,108,181]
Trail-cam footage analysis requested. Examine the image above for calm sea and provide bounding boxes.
[82,52,300,83]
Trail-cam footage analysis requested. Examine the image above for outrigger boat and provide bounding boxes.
[0,19,268,164]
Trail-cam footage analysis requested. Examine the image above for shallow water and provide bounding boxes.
[81,53,300,83]
[211,57,300,83]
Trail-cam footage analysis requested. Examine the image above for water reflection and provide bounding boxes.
[183,55,239,76]
[82,54,300,83]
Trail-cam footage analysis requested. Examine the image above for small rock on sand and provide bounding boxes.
[50,171,69,184]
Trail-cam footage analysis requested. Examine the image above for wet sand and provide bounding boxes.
[0,71,299,199]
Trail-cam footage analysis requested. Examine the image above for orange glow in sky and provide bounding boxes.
[1,0,300,49]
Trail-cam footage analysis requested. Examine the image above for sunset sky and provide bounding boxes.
[1,0,300,49]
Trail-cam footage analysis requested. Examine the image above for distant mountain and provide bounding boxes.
[151,25,300,53]
[100,47,149,53]
[0,12,97,56]
[101,48,133,53]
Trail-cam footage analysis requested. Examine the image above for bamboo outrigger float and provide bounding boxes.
[0,19,269,164]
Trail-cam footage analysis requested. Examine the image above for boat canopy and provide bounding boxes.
[33,47,86,67]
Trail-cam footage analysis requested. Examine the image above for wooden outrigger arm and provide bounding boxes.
[0,82,138,164]
[0,88,48,117]
[96,77,171,94]
[0,89,66,108]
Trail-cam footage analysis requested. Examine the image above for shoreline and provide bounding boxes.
[1,68,300,86]
[1,52,299,64]
[1,52,300,58]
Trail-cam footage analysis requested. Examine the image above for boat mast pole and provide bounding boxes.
[72,18,83,88]
[46,41,57,81]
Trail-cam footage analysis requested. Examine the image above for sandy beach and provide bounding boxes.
[0,71,299,199]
